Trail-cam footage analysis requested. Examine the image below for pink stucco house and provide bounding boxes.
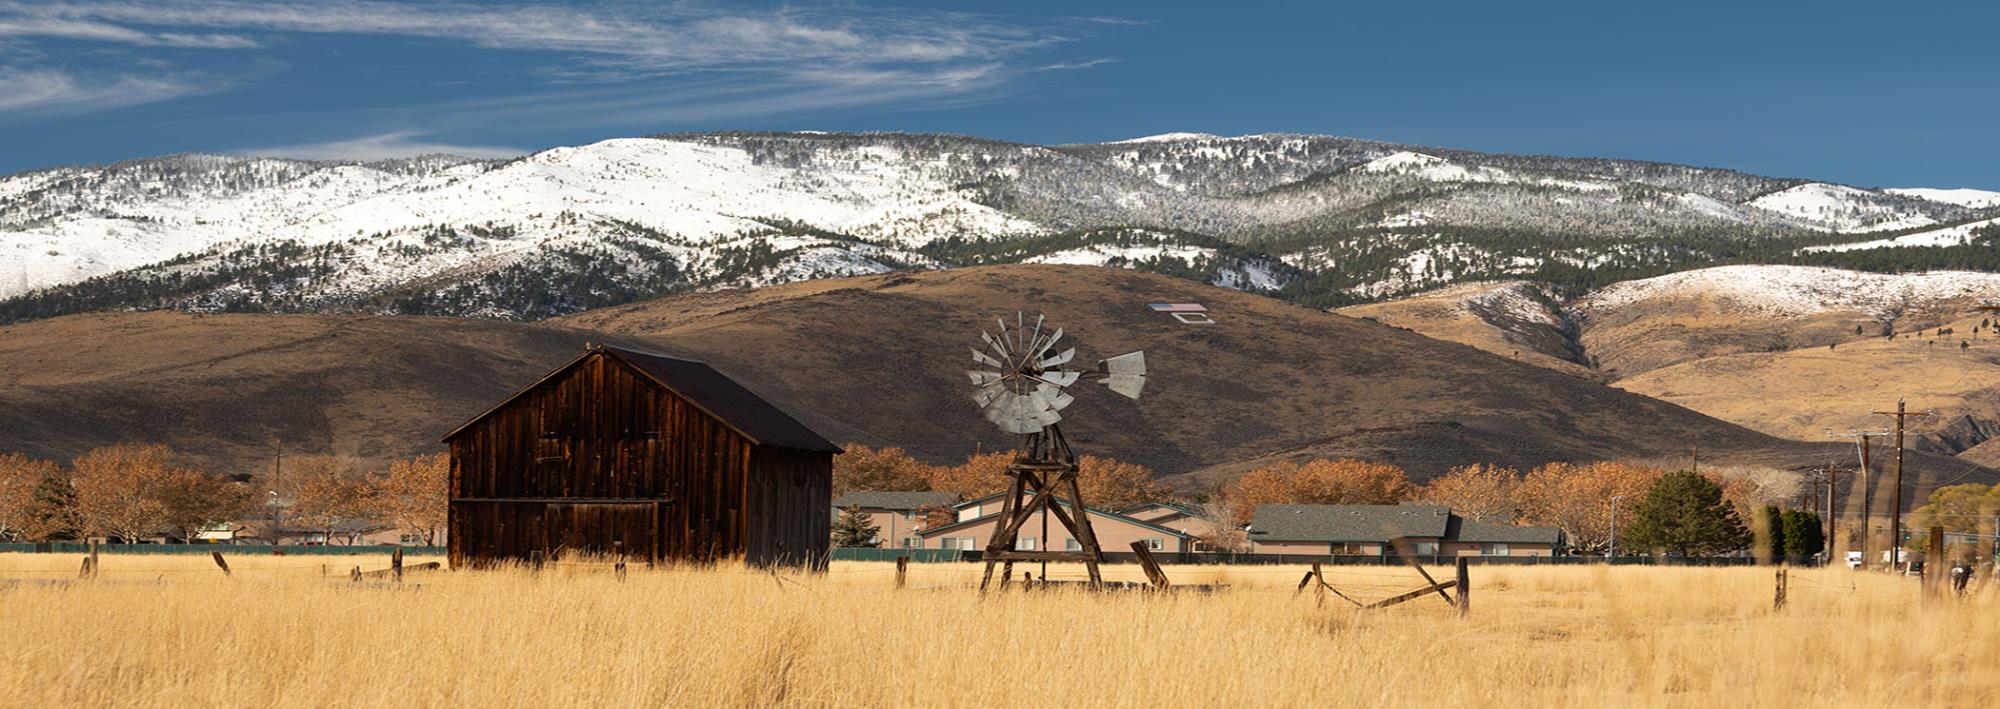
[919,492,1195,553]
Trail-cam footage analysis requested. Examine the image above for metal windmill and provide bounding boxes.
[966,312,1146,589]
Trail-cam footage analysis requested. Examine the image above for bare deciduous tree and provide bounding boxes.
[283,456,378,545]
[70,444,181,543]
[376,453,448,545]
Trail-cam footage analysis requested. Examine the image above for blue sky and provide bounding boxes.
[2,1,1996,188]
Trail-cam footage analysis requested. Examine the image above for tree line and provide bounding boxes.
[836,444,1823,557]
[0,445,447,545]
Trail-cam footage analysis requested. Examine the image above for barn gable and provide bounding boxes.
[443,344,840,453]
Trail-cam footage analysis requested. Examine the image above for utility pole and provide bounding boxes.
[1830,429,1887,568]
[1821,463,1838,562]
[1873,399,1932,570]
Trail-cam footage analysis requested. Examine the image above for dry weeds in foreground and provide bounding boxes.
[0,554,1994,708]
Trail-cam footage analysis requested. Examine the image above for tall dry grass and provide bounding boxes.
[0,554,1994,707]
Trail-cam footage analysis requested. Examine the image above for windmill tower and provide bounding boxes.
[966,312,1147,590]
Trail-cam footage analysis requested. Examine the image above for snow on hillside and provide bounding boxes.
[1,130,1988,322]
[1358,152,1512,183]
[1746,183,1936,232]
[1579,265,2000,318]
[1108,132,1229,144]
[1363,279,1564,326]
[1887,187,2000,209]
[1024,241,1286,291]
[1803,216,2000,253]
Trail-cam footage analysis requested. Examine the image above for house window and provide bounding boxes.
[1481,543,1510,556]
[1337,542,1366,555]
[940,537,976,550]
[1017,536,1037,551]
[1064,538,1081,551]
[1144,538,1164,550]
[1413,541,1439,555]
[901,537,922,549]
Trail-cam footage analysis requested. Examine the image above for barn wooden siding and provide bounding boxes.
[447,351,831,569]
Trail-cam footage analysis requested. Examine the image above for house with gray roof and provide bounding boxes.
[1248,504,1562,557]
[920,492,1196,554]
[831,490,963,549]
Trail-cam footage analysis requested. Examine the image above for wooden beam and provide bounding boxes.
[1129,540,1170,590]
[1364,580,1459,610]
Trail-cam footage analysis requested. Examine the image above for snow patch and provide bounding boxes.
[1580,265,2000,319]
[1886,187,2000,210]
[1746,183,1936,233]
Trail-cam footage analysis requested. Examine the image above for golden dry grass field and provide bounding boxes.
[0,554,1994,708]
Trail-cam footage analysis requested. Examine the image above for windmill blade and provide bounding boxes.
[1027,313,1045,360]
[980,331,1011,363]
[1037,347,1075,369]
[972,380,1009,407]
[971,348,1004,369]
[967,370,1003,386]
[1036,328,1064,358]
[1034,381,1077,410]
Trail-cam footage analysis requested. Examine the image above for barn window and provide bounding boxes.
[536,431,565,463]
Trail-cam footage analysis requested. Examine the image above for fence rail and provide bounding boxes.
[830,548,1809,567]
[0,543,444,556]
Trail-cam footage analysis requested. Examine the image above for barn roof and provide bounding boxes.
[443,344,842,453]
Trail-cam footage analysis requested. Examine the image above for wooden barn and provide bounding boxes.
[443,344,840,569]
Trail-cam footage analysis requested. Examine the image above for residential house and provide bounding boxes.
[1247,504,1562,557]
[831,490,962,548]
[1117,502,1220,548]
[921,492,1195,554]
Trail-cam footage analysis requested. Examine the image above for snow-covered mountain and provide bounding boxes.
[2,131,1994,321]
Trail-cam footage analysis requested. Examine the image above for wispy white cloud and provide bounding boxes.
[239,130,525,160]
[0,16,257,47]
[0,2,1125,129]
[0,66,213,114]
[2,2,1066,71]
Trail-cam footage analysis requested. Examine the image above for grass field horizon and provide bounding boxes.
[2,554,1992,707]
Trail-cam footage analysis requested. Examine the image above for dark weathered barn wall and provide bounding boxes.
[745,446,833,568]
[447,350,832,569]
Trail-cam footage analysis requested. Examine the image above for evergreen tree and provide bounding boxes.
[1781,510,1824,559]
[1760,505,1788,561]
[1622,471,1751,556]
[28,465,78,541]
[830,506,881,548]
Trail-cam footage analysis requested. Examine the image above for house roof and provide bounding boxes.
[1249,504,1454,542]
[832,490,961,511]
[921,498,1193,539]
[1118,501,1201,518]
[443,344,841,453]
[1447,517,1563,545]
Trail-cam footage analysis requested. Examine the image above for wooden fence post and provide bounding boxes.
[1129,540,1171,591]
[85,540,100,580]
[211,551,232,577]
[614,541,627,582]
[1774,566,1788,610]
[529,550,544,573]
[1925,526,1945,597]
[895,555,909,590]
[1455,558,1470,617]
[350,566,362,583]
[391,546,404,584]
